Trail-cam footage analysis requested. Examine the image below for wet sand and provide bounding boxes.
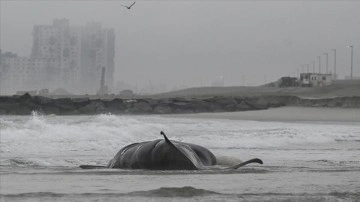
[169,107,360,122]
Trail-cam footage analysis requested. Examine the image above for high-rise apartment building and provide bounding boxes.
[80,22,115,94]
[31,19,81,91]
[0,19,115,95]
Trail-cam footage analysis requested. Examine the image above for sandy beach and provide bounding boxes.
[169,106,360,122]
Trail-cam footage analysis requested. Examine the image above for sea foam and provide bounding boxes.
[0,113,359,167]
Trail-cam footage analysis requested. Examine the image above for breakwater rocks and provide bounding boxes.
[0,93,359,115]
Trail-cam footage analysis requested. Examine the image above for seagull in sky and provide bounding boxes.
[121,2,136,10]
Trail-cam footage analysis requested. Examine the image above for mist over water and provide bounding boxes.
[1,113,359,201]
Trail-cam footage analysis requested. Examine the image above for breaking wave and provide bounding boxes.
[1,113,359,168]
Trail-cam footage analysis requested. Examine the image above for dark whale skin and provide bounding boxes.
[107,139,216,170]
[79,133,263,170]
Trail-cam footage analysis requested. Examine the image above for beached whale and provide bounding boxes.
[80,131,263,170]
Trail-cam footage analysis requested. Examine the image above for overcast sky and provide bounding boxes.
[1,1,360,91]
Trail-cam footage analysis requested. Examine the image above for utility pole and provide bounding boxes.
[332,49,336,79]
[312,61,315,73]
[348,45,354,79]
[317,56,321,73]
[297,68,300,78]
[324,52,328,74]
[306,64,309,73]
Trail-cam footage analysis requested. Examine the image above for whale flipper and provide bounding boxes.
[79,165,107,169]
[226,158,263,170]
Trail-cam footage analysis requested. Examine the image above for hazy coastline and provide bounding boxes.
[1,80,359,115]
[1,1,360,201]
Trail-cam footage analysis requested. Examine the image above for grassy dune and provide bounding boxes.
[154,80,360,98]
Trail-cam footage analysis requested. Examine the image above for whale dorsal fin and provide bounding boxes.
[160,131,173,145]
[160,131,200,169]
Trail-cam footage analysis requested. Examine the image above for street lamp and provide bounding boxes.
[332,49,336,79]
[317,56,321,73]
[324,52,328,74]
[297,68,300,78]
[312,61,315,73]
[306,64,309,73]
[347,45,353,79]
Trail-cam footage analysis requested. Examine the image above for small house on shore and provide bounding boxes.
[300,73,332,87]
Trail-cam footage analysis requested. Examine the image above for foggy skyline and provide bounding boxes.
[1,1,360,92]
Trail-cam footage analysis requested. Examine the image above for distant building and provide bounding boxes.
[300,73,332,87]
[31,19,82,91]
[0,19,115,95]
[80,22,115,94]
[0,51,59,94]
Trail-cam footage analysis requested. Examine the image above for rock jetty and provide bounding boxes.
[0,93,359,115]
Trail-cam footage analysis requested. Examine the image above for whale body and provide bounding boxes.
[80,131,263,170]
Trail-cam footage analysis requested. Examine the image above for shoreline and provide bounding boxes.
[167,106,360,123]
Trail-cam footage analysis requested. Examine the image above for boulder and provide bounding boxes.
[243,97,268,110]
[0,102,21,114]
[207,103,223,112]
[54,98,76,112]
[0,96,17,103]
[170,101,194,113]
[236,100,252,111]
[14,105,33,115]
[78,100,106,114]
[42,106,60,114]
[147,99,160,106]
[0,108,6,114]
[106,98,126,113]
[17,93,32,103]
[153,104,172,114]
[33,96,53,105]
[132,101,153,113]
[224,103,237,111]
[213,96,237,106]
[71,98,91,108]
[191,100,210,113]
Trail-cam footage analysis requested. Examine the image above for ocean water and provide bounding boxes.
[0,112,359,201]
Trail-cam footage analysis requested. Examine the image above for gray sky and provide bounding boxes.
[1,1,360,92]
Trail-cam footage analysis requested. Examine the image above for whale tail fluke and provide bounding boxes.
[226,158,263,170]
[79,165,108,169]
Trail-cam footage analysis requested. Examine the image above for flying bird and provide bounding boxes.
[121,2,136,10]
